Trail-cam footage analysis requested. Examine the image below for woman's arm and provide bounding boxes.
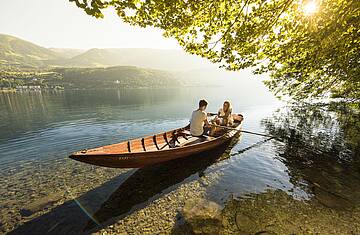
[218,108,224,118]
[204,118,210,127]
[223,111,231,118]
[204,113,210,127]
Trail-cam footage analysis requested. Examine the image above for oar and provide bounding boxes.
[209,124,279,139]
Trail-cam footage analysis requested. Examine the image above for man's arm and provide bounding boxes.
[204,114,210,127]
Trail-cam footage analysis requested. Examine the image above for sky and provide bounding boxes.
[0,0,181,49]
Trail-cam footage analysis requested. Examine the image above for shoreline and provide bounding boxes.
[0,85,221,93]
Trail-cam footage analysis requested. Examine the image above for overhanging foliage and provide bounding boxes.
[70,0,360,101]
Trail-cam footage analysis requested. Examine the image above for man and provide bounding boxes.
[190,99,210,136]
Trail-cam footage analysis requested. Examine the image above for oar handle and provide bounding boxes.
[209,124,238,131]
[209,124,277,139]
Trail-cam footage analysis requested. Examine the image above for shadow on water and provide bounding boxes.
[84,140,238,233]
[262,103,360,209]
[7,170,134,235]
[9,138,238,235]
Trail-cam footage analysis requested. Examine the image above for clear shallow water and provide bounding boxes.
[0,88,279,170]
[0,88,359,234]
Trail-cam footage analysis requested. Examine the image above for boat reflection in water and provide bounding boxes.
[84,136,240,232]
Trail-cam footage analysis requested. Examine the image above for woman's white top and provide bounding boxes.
[218,108,233,125]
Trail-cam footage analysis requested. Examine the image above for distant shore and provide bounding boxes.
[0,84,223,93]
[0,88,17,93]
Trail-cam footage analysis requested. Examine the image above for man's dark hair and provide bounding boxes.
[199,99,208,108]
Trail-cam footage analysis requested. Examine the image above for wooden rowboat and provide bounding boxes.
[69,114,243,168]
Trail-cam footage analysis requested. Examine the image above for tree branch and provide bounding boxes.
[207,0,251,50]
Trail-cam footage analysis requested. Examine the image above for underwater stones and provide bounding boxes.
[20,192,63,217]
[313,186,353,210]
[219,189,360,234]
[183,198,222,221]
[182,198,222,234]
[94,176,209,235]
[235,212,257,233]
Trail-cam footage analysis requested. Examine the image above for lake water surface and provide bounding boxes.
[1,88,359,234]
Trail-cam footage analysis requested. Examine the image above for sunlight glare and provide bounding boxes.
[302,1,319,15]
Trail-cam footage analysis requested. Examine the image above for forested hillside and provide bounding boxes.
[0,34,63,68]
[53,66,181,88]
[0,66,180,89]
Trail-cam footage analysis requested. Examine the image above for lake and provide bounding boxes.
[1,87,359,234]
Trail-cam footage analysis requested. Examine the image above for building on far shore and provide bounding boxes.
[15,85,41,90]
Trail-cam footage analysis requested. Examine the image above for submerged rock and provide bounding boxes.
[181,198,222,234]
[175,189,360,234]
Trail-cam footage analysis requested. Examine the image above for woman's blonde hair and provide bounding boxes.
[223,100,232,114]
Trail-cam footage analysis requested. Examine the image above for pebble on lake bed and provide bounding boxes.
[181,198,222,234]
[95,175,212,235]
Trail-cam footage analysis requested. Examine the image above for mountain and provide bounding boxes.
[63,48,116,67]
[0,34,216,71]
[62,48,215,71]
[0,34,63,68]
[0,34,267,91]
[1,34,269,90]
[48,48,85,59]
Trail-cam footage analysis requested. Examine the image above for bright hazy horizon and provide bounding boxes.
[0,0,181,50]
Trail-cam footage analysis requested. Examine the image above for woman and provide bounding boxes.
[215,101,234,126]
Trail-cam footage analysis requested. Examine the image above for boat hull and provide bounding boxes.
[69,116,243,168]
